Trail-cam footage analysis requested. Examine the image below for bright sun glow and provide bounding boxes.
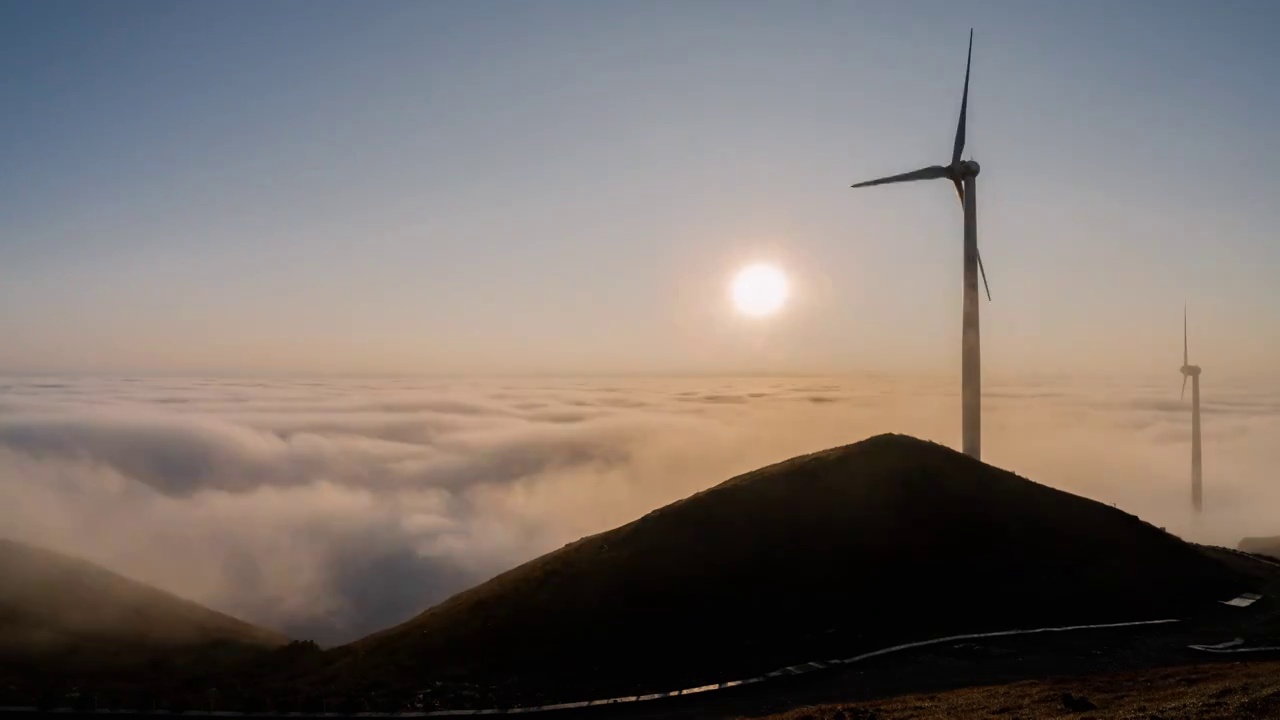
[731,263,789,317]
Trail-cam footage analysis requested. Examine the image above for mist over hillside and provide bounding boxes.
[0,538,285,673]
[2,375,1278,645]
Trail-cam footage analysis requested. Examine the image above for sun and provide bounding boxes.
[731,263,789,317]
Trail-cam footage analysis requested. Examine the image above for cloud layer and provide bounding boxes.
[2,375,1278,645]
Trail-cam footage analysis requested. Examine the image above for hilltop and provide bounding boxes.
[326,433,1249,703]
[0,538,287,682]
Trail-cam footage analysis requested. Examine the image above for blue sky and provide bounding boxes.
[2,0,1279,379]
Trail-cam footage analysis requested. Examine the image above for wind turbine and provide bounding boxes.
[1180,306,1203,513]
[850,30,991,460]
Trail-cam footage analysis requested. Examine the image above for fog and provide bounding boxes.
[2,375,1277,646]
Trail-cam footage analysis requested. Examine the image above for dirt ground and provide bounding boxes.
[758,660,1280,720]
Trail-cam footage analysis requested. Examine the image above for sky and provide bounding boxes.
[5,375,1278,645]
[3,0,1280,379]
[4,1,1280,655]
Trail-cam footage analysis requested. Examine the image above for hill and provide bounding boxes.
[1239,536,1280,560]
[326,434,1250,703]
[0,538,287,680]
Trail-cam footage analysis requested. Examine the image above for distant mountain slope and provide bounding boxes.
[1239,536,1280,560]
[0,538,286,674]
[334,434,1249,699]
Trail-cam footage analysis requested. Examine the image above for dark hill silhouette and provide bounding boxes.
[1239,536,1280,560]
[0,538,286,680]
[329,434,1249,700]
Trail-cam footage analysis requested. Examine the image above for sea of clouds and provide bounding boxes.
[2,375,1278,645]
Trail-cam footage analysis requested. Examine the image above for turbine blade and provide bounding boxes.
[1183,305,1189,366]
[951,29,973,167]
[1181,374,1187,401]
[851,165,950,189]
[977,249,991,301]
[952,177,964,206]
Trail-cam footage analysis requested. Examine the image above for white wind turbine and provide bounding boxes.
[850,30,992,460]
[1180,306,1203,513]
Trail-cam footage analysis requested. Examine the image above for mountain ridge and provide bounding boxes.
[0,537,287,676]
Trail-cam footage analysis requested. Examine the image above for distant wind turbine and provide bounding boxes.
[850,30,991,460]
[1180,306,1203,513]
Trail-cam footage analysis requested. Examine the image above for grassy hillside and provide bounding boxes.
[326,434,1248,702]
[0,538,286,679]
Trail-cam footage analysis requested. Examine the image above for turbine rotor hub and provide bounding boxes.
[955,159,981,178]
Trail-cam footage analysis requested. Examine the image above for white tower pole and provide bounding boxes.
[962,171,981,460]
[1191,371,1202,512]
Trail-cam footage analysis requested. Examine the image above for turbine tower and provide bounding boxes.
[1180,306,1203,513]
[850,30,992,460]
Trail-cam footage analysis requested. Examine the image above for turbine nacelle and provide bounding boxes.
[954,159,981,179]
[1181,364,1201,378]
